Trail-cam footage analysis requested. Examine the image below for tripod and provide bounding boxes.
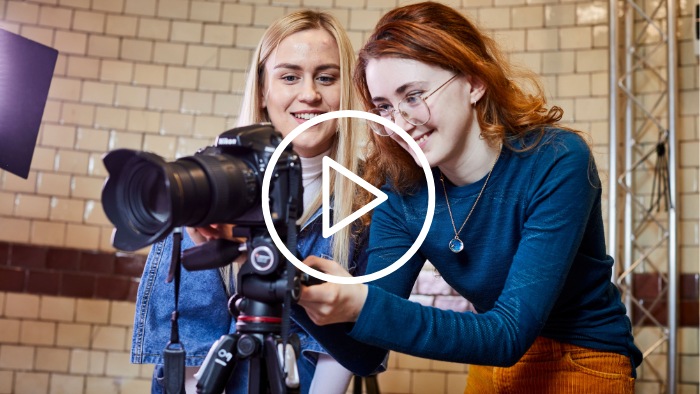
[186,232,305,394]
[194,298,301,394]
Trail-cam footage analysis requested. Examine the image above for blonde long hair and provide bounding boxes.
[221,10,363,294]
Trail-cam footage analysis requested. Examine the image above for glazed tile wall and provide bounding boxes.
[0,0,614,257]
[677,0,699,280]
[1,240,696,392]
[0,292,152,394]
[1,287,696,394]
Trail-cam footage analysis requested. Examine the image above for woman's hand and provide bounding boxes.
[298,256,369,326]
[186,224,243,245]
[186,224,249,265]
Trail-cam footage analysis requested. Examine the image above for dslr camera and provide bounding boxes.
[102,123,307,394]
[102,123,299,251]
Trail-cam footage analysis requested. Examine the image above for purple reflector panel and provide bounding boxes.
[0,29,58,179]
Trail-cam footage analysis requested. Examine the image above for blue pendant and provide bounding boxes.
[449,238,464,253]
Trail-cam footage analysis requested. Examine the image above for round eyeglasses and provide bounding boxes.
[367,74,458,136]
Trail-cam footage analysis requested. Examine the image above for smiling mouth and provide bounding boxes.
[293,112,325,120]
[414,130,434,145]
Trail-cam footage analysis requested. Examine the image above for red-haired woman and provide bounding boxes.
[291,2,642,392]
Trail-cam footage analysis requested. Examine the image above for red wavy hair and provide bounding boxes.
[354,2,578,222]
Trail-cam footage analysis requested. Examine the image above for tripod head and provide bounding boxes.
[181,225,307,394]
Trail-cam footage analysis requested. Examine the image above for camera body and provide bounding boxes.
[101,123,302,252]
[200,123,297,228]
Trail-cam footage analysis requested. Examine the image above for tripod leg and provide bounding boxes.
[365,375,381,394]
[353,375,362,394]
[248,358,263,394]
[263,336,287,394]
[195,335,238,394]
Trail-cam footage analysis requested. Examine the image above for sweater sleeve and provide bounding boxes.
[290,305,389,376]
[349,135,600,367]
[289,183,426,376]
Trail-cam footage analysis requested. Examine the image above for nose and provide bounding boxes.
[298,79,321,103]
[393,112,415,135]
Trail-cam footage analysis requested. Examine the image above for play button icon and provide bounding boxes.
[262,110,435,284]
[322,156,387,239]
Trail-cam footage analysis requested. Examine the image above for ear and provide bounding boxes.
[468,76,486,105]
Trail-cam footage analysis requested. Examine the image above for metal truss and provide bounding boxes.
[609,0,678,391]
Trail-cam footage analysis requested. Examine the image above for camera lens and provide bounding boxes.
[142,176,168,222]
[180,154,258,226]
[102,150,258,251]
[101,124,292,252]
[125,161,169,233]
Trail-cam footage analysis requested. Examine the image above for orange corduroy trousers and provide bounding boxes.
[463,337,635,394]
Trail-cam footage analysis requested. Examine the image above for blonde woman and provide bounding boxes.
[130,10,375,394]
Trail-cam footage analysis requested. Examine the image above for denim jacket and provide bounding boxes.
[131,206,371,392]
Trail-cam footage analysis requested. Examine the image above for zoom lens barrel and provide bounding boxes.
[101,149,258,252]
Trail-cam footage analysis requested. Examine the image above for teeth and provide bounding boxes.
[294,113,321,120]
[416,132,431,145]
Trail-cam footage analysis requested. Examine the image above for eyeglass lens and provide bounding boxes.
[368,97,430,136]
[367,109,393,136]
[398,96,430,127]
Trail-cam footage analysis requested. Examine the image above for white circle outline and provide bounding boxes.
[262,110,435,284]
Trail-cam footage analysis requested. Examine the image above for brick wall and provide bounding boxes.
[0,0,616,256]
[1,279,697,394]
[0,290,469,394]
[0,0,697,393]
[678,0,700,284]
[676,0,699,390]
[0,292,151,393]
[0,258,698,393]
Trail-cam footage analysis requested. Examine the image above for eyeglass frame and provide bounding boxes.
[368,73,460,135]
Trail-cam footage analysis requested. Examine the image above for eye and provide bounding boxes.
[402,95,422,106]
[377,103,394,111]
[317,75,337,84]
[282,75,298,82]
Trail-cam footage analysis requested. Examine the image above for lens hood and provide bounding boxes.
[102,149,178,251]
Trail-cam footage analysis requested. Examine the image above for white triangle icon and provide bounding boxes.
[322,156,388,239]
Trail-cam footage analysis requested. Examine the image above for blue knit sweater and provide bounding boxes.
[292,129,643,377]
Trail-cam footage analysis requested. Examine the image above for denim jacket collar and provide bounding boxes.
[299,203,331,232]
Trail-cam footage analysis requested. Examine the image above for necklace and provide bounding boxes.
[440,147,501,253]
